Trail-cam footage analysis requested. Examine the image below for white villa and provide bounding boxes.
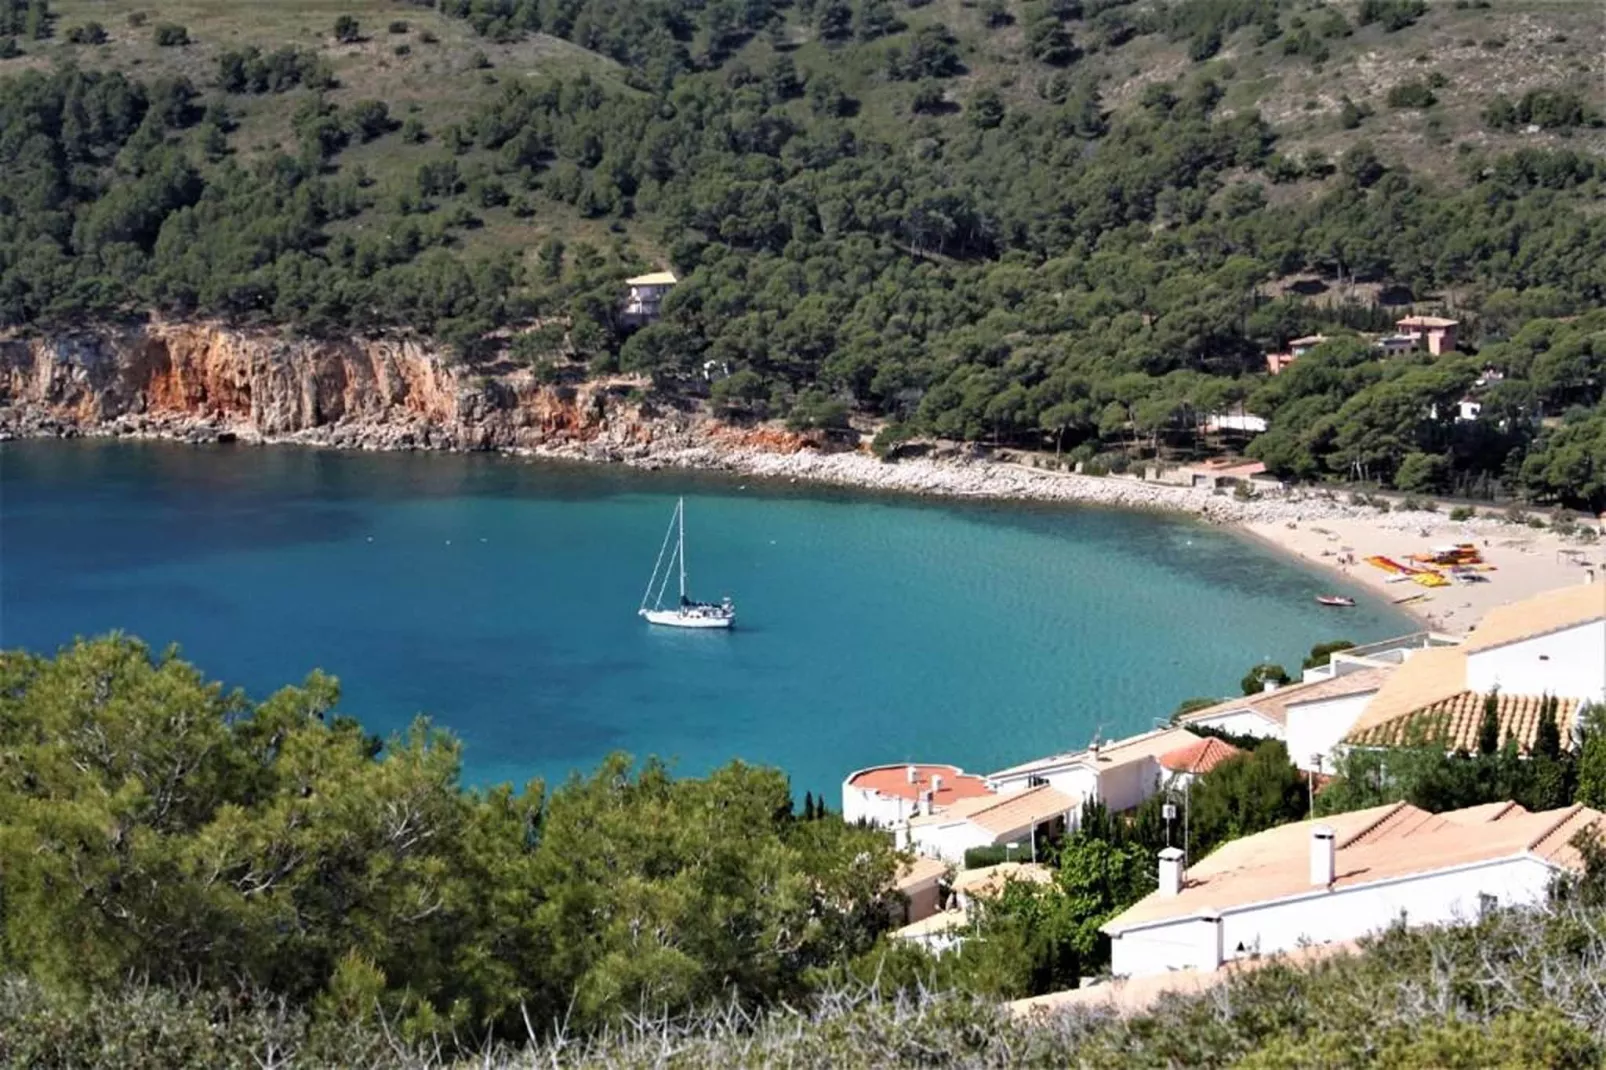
[1103,799,1603,978]
[1343,582,1606,753]
[622,270,677,323]
[987,726,1202,812]
[902,785,1078,865]
[1177,669,1394,773]
[841,763,993,829]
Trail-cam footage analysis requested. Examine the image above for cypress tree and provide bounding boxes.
[1534,695,1562,761]
[1478,689,1502,756]
[802,791,816,820]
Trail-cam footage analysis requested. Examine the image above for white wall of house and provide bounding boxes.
[842,785,921,828]
[907,820,1005,865]
[1285,692,1379,772]
[1466,621,1606,703]
[1110,916,1223,977]
[1188,707,1283,740]
[1097,759,1164,813]
[1218,857,1552,963]
[991,762,1097,801]
[1111,857,1555,978]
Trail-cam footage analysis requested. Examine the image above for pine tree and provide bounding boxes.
[1478,689,1501,755]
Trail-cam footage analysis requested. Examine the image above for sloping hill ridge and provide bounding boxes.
[1,0,1604,505]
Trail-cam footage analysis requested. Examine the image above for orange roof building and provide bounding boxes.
[1103,800,1602,978]
[1158,736,1243,777]
[841,762,993,829]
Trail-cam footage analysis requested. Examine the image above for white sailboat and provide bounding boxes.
[639,497,735,629]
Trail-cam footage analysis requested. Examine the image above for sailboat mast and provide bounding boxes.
[677,497,687,600]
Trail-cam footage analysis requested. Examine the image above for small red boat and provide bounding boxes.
[1316,595,1356,607]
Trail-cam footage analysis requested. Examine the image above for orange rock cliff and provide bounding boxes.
[0,320,720,457]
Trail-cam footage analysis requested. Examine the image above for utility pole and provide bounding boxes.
[1308,754,1322,818]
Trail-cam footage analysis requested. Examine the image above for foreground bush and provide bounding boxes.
[0,637,897,1044]
[6,895,1606,1067]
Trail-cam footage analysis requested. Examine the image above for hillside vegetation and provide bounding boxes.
[1,0,1604,503]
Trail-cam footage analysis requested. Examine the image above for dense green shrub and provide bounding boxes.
[63,20,104,44]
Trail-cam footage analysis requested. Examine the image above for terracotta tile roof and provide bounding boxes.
[1462,584,1606,654]
[1159,737,1243,775]
[909,785,1078,837]
[1346,690,1579,754]
[1104,802,1603,933]
[1342,648,1468,739]
[894,855,950,892]
[989,727,1200,781]
[951,862,1054,898]
[1179,668,1394,730]
[847,763,994,807]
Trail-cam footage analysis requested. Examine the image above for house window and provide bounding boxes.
[1479,893,1498,916]
[1028,775,1048,788]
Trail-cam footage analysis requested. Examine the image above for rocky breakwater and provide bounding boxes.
[0,321,679,456]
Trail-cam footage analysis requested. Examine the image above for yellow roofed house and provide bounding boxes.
[622,270,677,323]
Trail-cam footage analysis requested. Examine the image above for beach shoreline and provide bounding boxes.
[6,419,1600,631]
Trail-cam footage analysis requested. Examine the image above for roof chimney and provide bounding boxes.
[906,765,918,784]
[922,789,934,815]
[1310,825,1336,887]
[1262,678,1281,694]
[930,774,943,796]
[1089,739,1102,760]
[1158,847,1184,897]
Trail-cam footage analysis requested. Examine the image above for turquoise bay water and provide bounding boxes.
[1,441,1414,796]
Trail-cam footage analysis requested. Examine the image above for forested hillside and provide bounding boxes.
[1,0,1604,501]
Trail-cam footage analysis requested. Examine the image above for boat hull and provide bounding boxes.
[641,609,734,629]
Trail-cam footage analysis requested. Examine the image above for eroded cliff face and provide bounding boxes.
[0,321,764,459]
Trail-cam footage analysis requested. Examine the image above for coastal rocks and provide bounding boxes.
[0,320,659,454]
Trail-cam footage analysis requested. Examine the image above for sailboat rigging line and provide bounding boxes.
[652,537,677,610]
[640,500,679,612]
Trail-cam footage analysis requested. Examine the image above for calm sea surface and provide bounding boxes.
[1,440,1414,796]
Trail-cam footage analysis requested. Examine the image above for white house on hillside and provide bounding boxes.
[1178,669,1393,773]
[902,785,1077,865]
[841,763,993,829]
[1300,632,1461,683]
[1462,582,1605,703]
[622,270,677,324]
[1344,582,1606,754]
[987,727,1201,814]
[1103,800,1603,978]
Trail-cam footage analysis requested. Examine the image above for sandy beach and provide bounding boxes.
[620,442,1603,634]
[1244,514,1599,635]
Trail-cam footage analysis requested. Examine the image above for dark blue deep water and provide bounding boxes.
[1,440,1414,795]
